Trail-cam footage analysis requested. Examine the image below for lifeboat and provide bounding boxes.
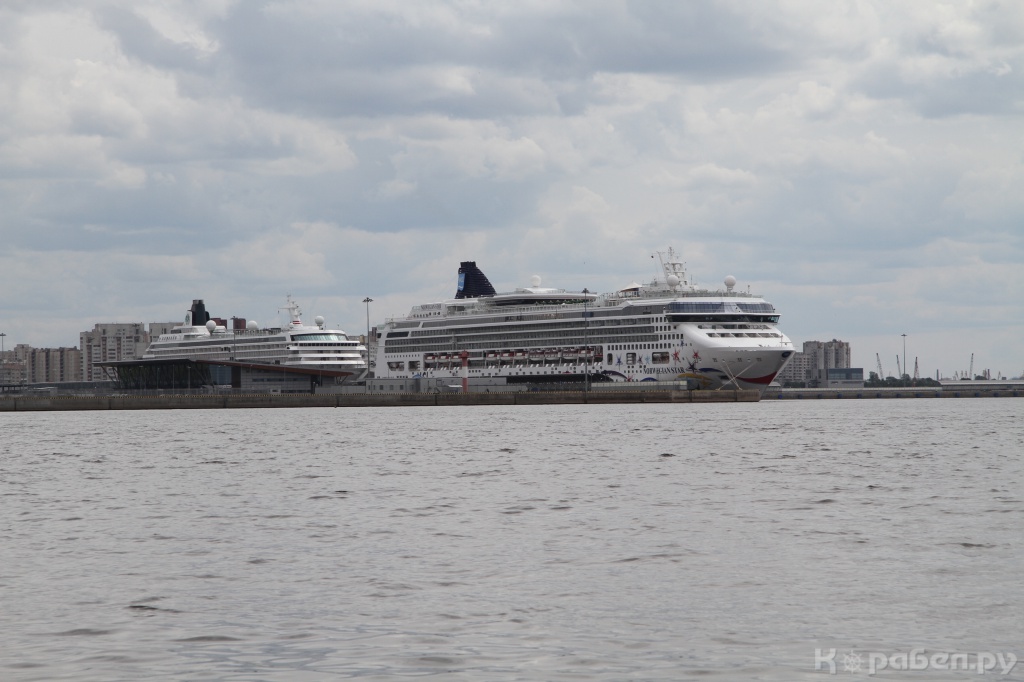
[528,349,544,363]
[562,347,580,362]
[545,349,560,363]
[424,354,437,366]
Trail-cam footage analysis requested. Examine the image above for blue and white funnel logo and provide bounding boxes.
[458,272,465,292]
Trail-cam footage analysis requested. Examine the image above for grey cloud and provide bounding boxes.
[208,1,794,119]
[93,6,211,73]
[2,181,224,254]
[323,138,547,233]
[858,62,1024,118]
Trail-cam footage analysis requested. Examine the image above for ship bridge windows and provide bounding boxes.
[666,301,778,324]
[670,314,779,324]
[736,302,776,314]
[667,302,725,314]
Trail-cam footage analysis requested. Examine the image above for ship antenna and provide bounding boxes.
[279,295,302,326]
[656,247,689,288]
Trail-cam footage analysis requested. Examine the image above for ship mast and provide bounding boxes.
[279,295,303,327]
[654,247,692,288]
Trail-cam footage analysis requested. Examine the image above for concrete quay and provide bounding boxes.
[766,386,1022,400]
[0,389,759,412]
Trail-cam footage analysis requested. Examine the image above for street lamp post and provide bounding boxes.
[362,297,373,341]
[582,289,590,398]
[901,333,907,385]
[362,297,373,368]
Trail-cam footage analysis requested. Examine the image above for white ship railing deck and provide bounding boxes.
[388,288,768,324]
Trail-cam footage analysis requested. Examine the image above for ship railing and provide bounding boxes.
[387,302,577,322]
[606,290,761,303]
[383,289,765,324]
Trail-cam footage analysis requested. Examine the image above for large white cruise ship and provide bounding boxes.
[144,297,367,379]
[373,249,794,393]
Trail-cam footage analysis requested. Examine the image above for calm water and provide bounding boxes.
[2,400,1022,681]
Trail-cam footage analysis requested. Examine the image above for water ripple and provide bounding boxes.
[1,400,1021,680]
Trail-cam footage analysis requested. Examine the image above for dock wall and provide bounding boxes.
[0,389,759,412]
[3,386,1019,412]
[766,387,1021,400]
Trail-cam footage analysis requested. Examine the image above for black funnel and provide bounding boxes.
[455,261,496,299]
[190,299,211,326]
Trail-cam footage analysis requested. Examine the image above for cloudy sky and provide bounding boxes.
[1,1,1021,378]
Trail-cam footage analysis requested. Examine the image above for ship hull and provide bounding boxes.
[376,345,791,395]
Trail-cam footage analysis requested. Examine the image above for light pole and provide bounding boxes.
[362,297,373,342]
[362,297,373,368]
[582,289,590,398]
[901,333,907,385]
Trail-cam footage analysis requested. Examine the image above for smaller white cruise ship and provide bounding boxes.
[143,297,367,380]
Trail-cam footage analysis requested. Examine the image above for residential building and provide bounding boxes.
[80,323,148,382]
[776,352,812,386]
[1,350,26,386]
[777,339,861,387]
[148,322,179,338]
[12,344,82,383]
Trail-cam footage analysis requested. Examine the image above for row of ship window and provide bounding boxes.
[386,329,661,349]
[393,320,695,347]
[410,316,667,336]
[152,346,358,355]
[705,332,782,338]
[384,350,676,373]
[389,340,680,359]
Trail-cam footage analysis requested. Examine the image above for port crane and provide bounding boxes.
[913,357,919,384]
[876,353,885,380]
[896,355,902,380]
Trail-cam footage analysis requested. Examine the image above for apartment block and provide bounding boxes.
[0,351,26,385]
[12,344,82,383]
[80,323,149,382]
[776,339,859,387]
